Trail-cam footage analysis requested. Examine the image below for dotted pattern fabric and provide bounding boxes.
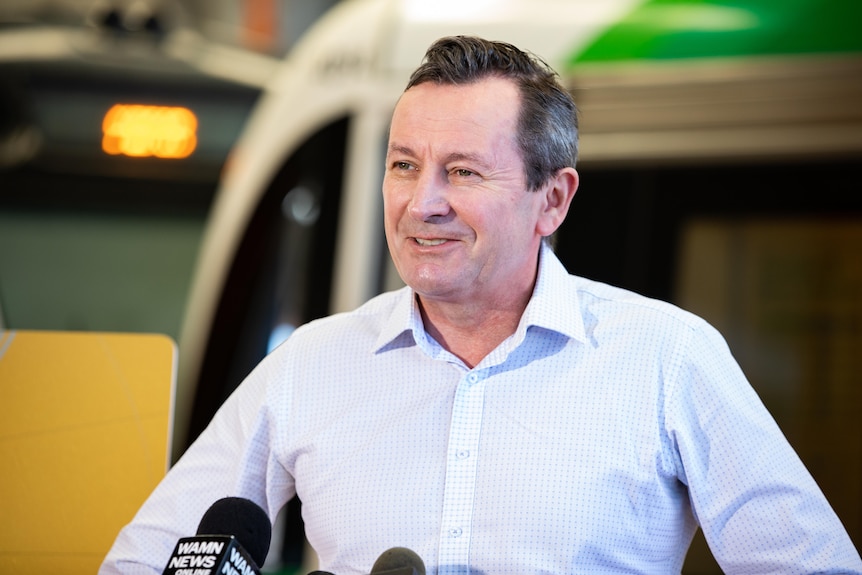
[101,244,862,575]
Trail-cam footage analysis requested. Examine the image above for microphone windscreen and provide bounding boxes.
[196,496,272,567]
[370,547,426,575]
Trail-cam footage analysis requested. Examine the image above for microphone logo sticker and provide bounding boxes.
[162,535,258,575]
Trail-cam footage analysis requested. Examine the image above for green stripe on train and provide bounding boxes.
[569,0,862,65]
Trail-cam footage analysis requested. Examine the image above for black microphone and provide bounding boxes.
[369,547,426,575]
[162,496,272,575]
[307,547,425,575]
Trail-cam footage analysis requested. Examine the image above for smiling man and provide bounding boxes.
[383,74,577,367]
[101,36,862,575]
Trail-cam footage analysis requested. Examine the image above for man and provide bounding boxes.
[101,36,861,574]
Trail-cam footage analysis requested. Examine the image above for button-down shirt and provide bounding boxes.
[101,244,862,575]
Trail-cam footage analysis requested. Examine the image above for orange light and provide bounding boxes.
[102,104,197,159]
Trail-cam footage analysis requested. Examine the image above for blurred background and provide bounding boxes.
[0,1,860,573]
[0,0,336,341]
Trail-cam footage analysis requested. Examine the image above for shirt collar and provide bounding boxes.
[521,242,587,344]
[373,285,423,353]
[373,242,586,353]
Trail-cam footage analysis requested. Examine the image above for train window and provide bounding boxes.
[187,116,350,446]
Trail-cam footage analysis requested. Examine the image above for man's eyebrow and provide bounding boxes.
[443,151,486,167]
[387,144,414,157]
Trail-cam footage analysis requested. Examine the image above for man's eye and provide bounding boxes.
[394,161,413,170]
[453,168,475,177]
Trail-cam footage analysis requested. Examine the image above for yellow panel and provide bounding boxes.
[0,330,175,573]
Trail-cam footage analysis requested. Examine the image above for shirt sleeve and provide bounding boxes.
[666,320,862,574]
[98,349,295,575]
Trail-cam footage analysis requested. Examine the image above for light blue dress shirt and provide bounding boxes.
[102,244,861,575]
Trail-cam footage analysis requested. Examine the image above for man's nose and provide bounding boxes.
[408,170,450,221]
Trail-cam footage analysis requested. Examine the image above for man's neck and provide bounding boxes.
[417,290,532,369]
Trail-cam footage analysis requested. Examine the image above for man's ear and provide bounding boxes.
[536,167,579,238]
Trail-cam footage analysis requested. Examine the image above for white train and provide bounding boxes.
[170,1,862,569]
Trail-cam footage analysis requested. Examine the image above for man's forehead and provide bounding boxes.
[395,77,520,113]
[390,82,519,134]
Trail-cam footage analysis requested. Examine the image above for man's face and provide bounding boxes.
[383,76,550,308]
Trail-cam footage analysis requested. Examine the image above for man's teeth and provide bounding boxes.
[415,238,447,246]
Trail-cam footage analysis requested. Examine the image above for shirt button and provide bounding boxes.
[467,373,479,384]
[448,527,463,538]
[456,449,470,460]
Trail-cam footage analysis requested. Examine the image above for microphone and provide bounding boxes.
[162,496,272,575]
[370,547,426,575]
[307,547,425,575]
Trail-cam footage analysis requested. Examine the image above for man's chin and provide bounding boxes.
[410,279,461,303]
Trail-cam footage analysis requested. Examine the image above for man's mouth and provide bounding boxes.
[414,238,447,246]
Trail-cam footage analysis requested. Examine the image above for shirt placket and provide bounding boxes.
[437,370,485,575]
